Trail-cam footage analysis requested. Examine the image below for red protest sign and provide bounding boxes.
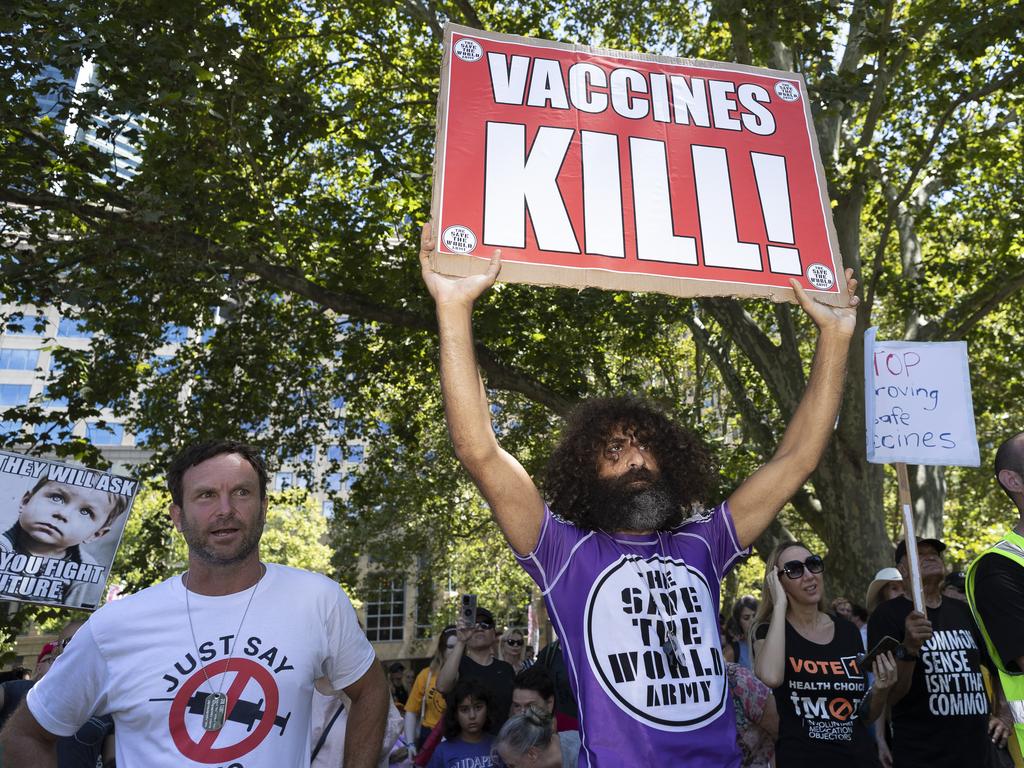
[430,25,847,305]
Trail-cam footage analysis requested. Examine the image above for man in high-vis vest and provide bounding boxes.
[967,430,1024,754]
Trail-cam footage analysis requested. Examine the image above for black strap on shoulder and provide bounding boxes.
[311,699,346,762]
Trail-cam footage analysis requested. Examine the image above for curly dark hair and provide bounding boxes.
[541,396,715,530]
[443,679,494,740]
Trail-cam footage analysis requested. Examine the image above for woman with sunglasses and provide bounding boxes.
[500,628,531,675]
[405,626,459,757]
[750,541,897,767]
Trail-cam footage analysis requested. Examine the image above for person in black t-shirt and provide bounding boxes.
[535,638,579,730]
[388,662,410,708]
[971,431,1024,676]
[752,541,895,768]
[435,606,515,732]
[868,537,1011,768]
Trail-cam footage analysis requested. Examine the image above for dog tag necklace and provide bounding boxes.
[627,535,687,668]
[184,564,264,731]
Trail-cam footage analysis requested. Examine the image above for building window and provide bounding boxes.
[42,386,68,408]
[0,385,32,406]
[346,443,364,463]
[86,422,123,445]
[0,349,40,370]
[274,472,294,491]
[414,576,435,639]
[162,324,189,344]
[364,577,406,642]
[34,422,70,440]
[321,500,334,518]
[4,314,46,336]
[57,318,93,338]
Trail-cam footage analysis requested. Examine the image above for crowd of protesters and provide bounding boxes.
[0,228,1020,767]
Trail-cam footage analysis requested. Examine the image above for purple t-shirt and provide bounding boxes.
[426,736,495,768]
[516,502,749,767]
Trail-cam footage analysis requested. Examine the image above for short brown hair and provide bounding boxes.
[166,440,268,506]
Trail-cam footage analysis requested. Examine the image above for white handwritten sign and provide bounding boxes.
[864,327,979,466]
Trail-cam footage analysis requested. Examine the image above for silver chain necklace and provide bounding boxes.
[183,563,265,731]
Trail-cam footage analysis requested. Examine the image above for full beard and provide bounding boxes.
[179,512,264,566]
[588,470,681,532]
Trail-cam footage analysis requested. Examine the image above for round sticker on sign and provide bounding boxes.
[442,225,477,254]
[774,81,801,102]
[806,263,836,290]
[453,38,483,62]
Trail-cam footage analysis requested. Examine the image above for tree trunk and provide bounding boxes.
[809,189,893,600]
[907,463,946,539]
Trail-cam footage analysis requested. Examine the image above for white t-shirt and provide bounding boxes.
[28,563,377,767]
[310,686,404,768]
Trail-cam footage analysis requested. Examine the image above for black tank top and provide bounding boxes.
[767,615,875,767]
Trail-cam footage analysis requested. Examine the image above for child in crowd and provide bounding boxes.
[428,679,495,768]
[0,477,128,607]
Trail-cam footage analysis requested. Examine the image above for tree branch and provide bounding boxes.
[699,298,804,414]
[232,260,578,415]
[2,188,576,415]
[891,63,1024,212]
[855,0,896,150]
[401,0,444,40]
[942,268,1024,341]
[682,313,778,454]
[713,0,753,66]
[453,0,483,29]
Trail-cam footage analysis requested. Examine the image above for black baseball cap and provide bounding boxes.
[944,571,966,591]
[894,537,946,564]
[474,607,495,628]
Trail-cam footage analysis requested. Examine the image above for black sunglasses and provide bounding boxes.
[779,555,824,579]
[505,638,524,647]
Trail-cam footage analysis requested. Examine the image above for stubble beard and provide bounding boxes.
[179,509,265,566]
[591,469,681,532]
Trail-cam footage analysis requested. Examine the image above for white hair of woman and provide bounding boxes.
[492,705,563,768]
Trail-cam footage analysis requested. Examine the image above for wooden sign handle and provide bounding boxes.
[895,462,925,613]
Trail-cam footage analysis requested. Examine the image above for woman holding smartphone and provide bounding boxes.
[751,541,898,767]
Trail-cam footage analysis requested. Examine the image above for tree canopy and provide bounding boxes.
[1,0,1022,611]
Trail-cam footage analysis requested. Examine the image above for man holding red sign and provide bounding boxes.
[420,223,858,767]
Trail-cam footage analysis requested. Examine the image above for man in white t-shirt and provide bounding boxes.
[0,439,390,767]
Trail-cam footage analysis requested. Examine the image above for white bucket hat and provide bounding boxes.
[866,567,904,612]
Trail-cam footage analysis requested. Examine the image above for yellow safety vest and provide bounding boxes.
[967,530,1024,755]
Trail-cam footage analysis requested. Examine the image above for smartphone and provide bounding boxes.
[460,593,477,627]
[859,635,900,671]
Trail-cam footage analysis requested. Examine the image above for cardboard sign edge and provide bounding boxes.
[430,23,848,308]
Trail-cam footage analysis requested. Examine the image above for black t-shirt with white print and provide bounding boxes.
[756,615,874,768]
[867,595,990,768]
[972,552,1024,672]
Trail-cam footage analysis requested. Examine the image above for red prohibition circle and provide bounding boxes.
[169,657,280,763]
[828,697,854,722]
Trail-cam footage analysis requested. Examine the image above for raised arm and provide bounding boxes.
[752,570,788,688]
[419,224,545,555]
[729,270,859,548]
[434,619,471,695]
